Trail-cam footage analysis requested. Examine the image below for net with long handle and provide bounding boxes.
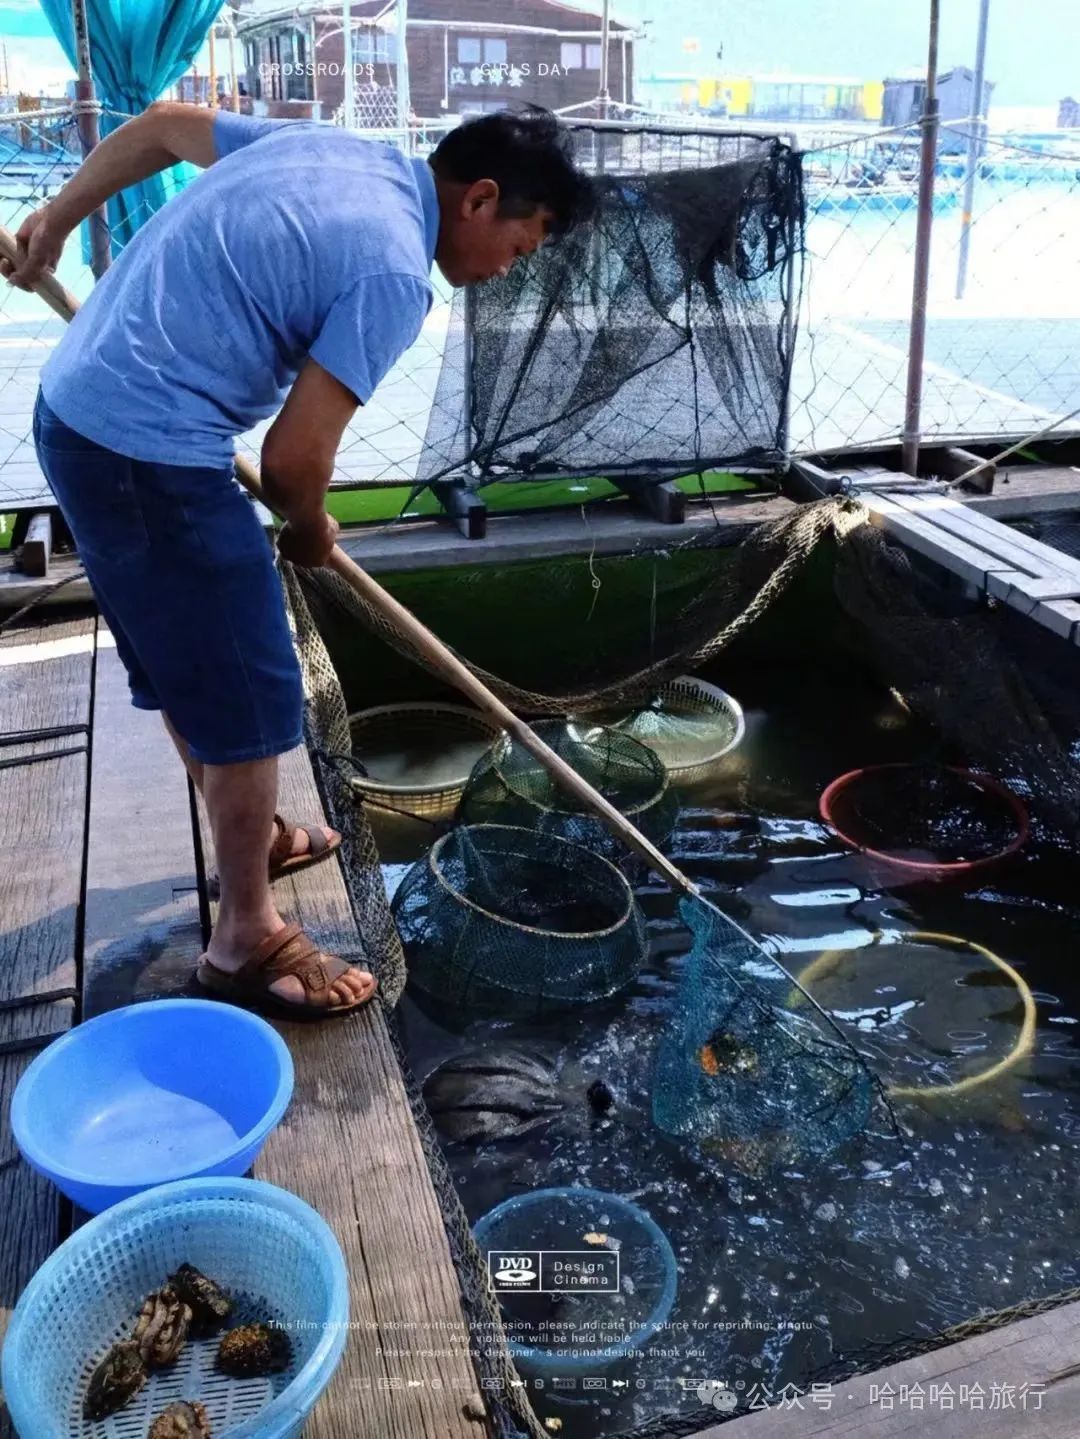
[652,900,879,1176]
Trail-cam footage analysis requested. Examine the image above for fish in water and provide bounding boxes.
[699,1029,760,1078]
[423,1046,615,1144]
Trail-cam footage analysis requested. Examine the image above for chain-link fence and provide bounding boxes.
[3,106,1080,527]
[792,119,1080,455]
[1,106,81,519]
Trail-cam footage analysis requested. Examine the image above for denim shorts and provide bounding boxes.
[33,390,304,765]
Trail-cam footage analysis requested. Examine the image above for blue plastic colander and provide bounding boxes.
[2,1177,348,1439]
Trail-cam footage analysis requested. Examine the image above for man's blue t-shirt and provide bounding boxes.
[41,113,440,467]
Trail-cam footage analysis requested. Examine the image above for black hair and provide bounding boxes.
[430,106,594,237]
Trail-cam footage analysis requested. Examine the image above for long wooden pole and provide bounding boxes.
[900,0,941,476]
[0,222,694,895]
[229,21,240,112]
[208,17,218,108]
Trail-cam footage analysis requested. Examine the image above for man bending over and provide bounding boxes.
[3,106,592,1017]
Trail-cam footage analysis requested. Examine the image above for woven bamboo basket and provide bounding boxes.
[346,702,503,820]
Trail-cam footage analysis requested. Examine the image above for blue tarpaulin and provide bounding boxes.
[38,0,221,255]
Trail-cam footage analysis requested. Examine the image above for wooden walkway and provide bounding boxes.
[704,1299,1080,1436]
[0,611,488,1439]
[853,469,1080,646]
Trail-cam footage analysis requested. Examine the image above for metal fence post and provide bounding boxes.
[955,0,991,299]
[70,0,111,279]
[901,0,941,476]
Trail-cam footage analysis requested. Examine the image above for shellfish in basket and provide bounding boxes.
[216,1321,292,1377]
[83,1339,147,1421]
[133,1284,192,1368]
[168,1262,233,1336]
[148,1399,213,1438]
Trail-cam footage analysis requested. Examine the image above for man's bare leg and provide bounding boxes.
[164,712,204,793]
[163,713,335,862]
[200,753,373,1007]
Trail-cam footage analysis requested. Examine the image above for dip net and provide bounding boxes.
[391,824,647,1022]
[652,900,878,1175]
[456,720,679,861]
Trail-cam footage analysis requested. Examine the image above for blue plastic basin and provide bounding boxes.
[11,999,294,1213]
[474,1186,678,1375]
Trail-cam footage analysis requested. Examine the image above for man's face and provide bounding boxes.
[436,178,553,287]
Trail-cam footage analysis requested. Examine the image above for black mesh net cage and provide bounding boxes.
[391,824,648,1022]
[456,719,680,861]
[417,126,804,488]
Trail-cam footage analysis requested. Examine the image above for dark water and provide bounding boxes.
[381,663,1080,1436]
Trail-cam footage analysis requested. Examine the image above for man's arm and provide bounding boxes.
[261,358,359,568]
[1,103,218,290]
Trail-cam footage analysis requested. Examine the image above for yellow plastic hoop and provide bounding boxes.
[790,930,1037,1100]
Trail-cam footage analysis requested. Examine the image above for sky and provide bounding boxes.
[622,0,1079,109]
[0,0,1076,114]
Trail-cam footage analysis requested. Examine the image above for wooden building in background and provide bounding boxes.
[234,0,636,123]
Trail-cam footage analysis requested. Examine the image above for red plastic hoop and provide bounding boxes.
[819,764,1030,881]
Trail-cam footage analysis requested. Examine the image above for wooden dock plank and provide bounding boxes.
[0,609,94,732]
[881,490,1080,584]
[0,613,94,1439]
[966,465,1080,520]
[702,1299,1080,1436]
[864,494,1015,590]
[199,745,488,1438]
[81,627,203,1018]
[337,490,793,574]
[863,486,1080,647]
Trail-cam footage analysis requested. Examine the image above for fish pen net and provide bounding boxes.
[391,824,647,1022]
[456,720,679,860]
[415,129,804,489]
[280,493,1080,1439]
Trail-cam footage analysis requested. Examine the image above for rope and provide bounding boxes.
[0,571,86,635]
[946,403,1080,486]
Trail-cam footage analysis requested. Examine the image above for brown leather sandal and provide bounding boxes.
[195,922,376,1019]
[206,815,342,900]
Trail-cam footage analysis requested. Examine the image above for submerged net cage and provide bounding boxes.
[391,824,648,1022]
[832,522,1080,842]
[417,127,804,490]
[652,900,878,1175]
[457,720,680,860]
[473,1187,678,1374]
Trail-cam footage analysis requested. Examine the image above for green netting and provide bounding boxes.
[652,899,878,1175]
[391,824,648,1023]
[456,720,679,862]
